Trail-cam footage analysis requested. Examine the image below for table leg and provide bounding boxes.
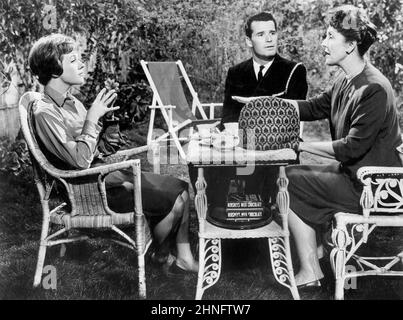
[194,168,207,232]
[194,167,222,299]
[195,238,221,300]
[271,166,300,300]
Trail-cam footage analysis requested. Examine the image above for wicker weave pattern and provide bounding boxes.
[69,179,107,217]
[19,92,152,298]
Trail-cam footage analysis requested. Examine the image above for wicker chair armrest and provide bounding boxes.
[357,166,403,183]
[55,159,140,179]
[100,145,150,164]
[115,145,150,158]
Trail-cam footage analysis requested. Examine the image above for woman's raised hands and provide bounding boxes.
[86,88,120,123]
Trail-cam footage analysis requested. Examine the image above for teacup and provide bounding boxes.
[224,122,239,136]
[197,124,213,139]
[212,133,240,149]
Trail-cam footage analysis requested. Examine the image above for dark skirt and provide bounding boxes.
[105,169,188,227]
[286,163,362,226]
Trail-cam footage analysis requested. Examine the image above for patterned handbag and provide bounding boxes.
[238,96,300,151]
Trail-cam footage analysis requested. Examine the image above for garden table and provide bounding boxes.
[186,135,300,300]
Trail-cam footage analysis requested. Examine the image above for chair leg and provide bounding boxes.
[33,201,51,287]
[331,218,349,300]
[268,237,300,300]
[147,108,156,145]
[335,276,345,300]
[333,246,346,300]
[195,237,206,300]
[33,243,47,287]
[195,238,221,300]
[283,236,300,300]
[138,252,146,299]
[110,225,148,299]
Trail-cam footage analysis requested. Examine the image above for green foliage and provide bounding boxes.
[0,137,32,179]
[0,0,402,133]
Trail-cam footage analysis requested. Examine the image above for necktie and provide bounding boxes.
[258,65,265,82]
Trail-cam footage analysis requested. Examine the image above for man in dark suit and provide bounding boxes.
[190,12,308,223]
[205,11,308,218]
[209,12,310,264]
[221,11,308,125]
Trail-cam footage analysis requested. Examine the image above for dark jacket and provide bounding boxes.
[221,54,308,124]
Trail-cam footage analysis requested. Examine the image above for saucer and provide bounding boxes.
[199,138,212,146]
[211,134,240,150]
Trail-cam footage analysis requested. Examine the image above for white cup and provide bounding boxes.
[197,124,212,138]
[224,122,239,136]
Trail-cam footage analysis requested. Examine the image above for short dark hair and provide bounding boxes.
[328,5,377,56]
[28,34,76,85]
[244,12,277,38]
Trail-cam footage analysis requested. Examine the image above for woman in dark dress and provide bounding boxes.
[285,5,402,287]
[28,34,198,273]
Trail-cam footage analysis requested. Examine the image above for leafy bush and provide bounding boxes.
[0,137,32,179]
[0,0,402,135]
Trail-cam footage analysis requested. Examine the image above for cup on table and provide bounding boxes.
[197,124,213,139]
[223,122,239,136]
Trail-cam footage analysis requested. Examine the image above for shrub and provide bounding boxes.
[0,136,32,179]
[0,0,402,136]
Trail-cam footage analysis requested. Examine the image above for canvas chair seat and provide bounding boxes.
[147,62,195,124]
[141,60,222,160]
[19,92,154,299]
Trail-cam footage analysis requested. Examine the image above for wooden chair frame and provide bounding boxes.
[140,60,221,160]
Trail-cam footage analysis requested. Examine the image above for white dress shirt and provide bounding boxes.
[253,59,274,80]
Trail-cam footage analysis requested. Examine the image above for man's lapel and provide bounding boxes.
[261,54,281,83]
[244,58,257,86]
[255,54,284,95]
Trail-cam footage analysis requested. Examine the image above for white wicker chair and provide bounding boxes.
[19,92,154,298]
[331,166,403,300]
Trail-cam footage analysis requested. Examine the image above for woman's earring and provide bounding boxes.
[346,47,355,55]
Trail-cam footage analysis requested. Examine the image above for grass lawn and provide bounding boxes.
[0,122,402,300]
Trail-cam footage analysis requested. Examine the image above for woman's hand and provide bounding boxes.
[86,88,120,123]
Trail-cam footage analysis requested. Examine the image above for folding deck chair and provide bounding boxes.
[140,60,221,160]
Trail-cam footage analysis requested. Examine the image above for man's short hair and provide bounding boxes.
[28,34,76,85]
[244,12,277,38]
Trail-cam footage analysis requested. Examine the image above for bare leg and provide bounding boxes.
[288,209,324,285]
[153,191,198,272]
[175,190,198,272]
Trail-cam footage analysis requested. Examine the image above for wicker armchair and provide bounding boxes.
[331,166,403,300]
[19,92,154,299]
